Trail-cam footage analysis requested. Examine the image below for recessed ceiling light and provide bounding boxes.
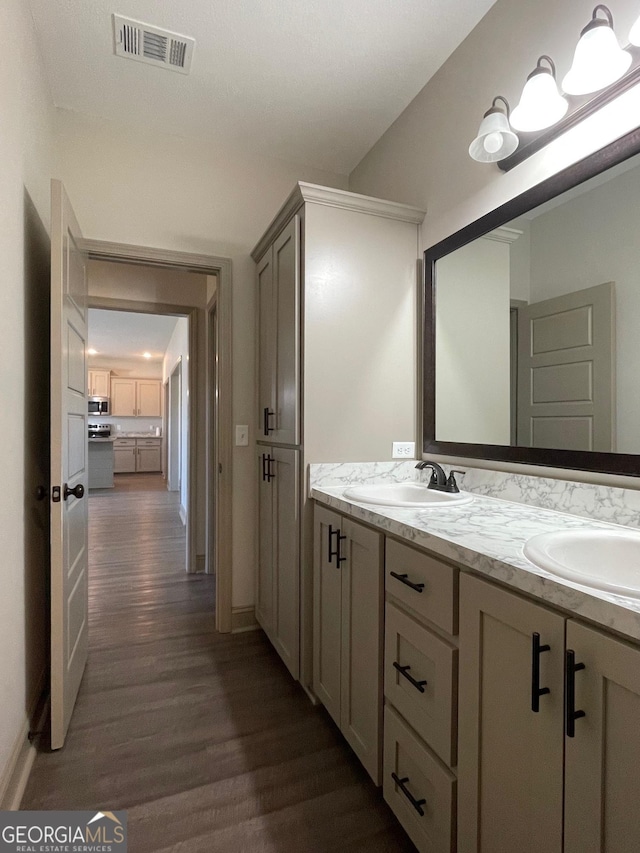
[143,352,152,359]
[88,348,98,355]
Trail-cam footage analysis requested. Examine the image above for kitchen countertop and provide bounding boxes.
[115,433,163,438]
[89,437,117,443]
[311,484,640,644]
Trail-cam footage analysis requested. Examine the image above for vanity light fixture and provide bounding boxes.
[510,56,569,132]
[562,5,631,95]
[468,96,519,163]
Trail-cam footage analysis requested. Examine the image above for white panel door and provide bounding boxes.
[256,450,274,633]
[256,249,275,439]
[50,180,89,750]
[517,282,615,451]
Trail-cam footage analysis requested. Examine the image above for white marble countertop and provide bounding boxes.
[89,437,117,443]
[114,433,163,438]
[311,484,640,643]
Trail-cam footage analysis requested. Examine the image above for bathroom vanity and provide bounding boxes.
[311,462,640,853]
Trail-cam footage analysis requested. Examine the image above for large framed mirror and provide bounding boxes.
[423,126,640,476]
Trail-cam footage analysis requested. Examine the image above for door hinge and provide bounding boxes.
[52,486,61,503]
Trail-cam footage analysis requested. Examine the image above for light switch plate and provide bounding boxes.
[392,441,415,458]
[235,425,249,446]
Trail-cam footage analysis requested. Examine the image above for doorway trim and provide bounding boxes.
[83,239,233,634]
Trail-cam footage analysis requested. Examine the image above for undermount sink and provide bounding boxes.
[524,528,640,598]
[343,482,473,508]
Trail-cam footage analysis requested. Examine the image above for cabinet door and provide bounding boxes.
[313,505,343,726]
[87,370,95,395]
[255,450,274,634]
[91,370,110,398]
[113,446,136,473]
[340,517,383,784]
[111,378,137,416]
[136,446,161,472]
[565,620,640,853]
[458,574,565,853]
[256,249,275,439]
[137,380,162,417]
[271,447,299,679]
[271,216,300,445]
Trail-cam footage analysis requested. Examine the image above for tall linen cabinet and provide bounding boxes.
[252,182,424,691]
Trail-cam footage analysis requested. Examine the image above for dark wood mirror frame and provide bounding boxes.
[423,124,640,477]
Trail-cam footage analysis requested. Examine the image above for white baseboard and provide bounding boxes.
[179,504,187,525]
[231,606,259,633]
[0,692,48,811]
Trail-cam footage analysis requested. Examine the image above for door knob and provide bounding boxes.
[63,483,85,501]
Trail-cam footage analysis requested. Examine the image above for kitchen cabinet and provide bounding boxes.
[111,378,162,417]
[256,447,299,678]
[88,369,110,397]
[114,438,161,473]
[564,620,640,853]
[253,183,424,692]
[313,505,384,783]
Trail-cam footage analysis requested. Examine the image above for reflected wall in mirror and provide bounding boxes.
[424,127,640,476]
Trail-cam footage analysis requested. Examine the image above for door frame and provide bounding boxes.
[207,294,219,585]
[167,357,183,496]
[83,239,233,634]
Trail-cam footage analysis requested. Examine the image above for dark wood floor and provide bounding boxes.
[23,474,414,852]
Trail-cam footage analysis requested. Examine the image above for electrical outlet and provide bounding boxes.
[392,441,415,459]
[235,425,249,446]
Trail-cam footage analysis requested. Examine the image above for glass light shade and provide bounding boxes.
[510,70,569,132]
[562,23,631,95]
[469,109,519,163]
[629,13,640,45]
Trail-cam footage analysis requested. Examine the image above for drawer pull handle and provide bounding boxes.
[391,773,426,817]
[531,632,551,713]
[565,649,586,738]
[328,525,347,568]
[263,407,275,436]
[389,571,424,593]
[393,662,427,693]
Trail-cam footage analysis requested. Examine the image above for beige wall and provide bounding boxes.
[60,118,348,607]
[350,0,640,485]
[0,0,53,797]
[436,237,511,445]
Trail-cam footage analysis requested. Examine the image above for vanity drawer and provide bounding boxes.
[383,704,456,853]
[114,439,136,447]
[385,602,457,767]
[385,539,458,635]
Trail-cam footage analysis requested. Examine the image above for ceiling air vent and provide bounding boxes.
[113,15,195,75]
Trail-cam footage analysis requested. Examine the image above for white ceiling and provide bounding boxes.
[88,309,179,362]
[29,0,497,174]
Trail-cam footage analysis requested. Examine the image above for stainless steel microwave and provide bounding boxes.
[88,396,110,416]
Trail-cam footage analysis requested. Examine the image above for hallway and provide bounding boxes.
[23,475,413,852]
